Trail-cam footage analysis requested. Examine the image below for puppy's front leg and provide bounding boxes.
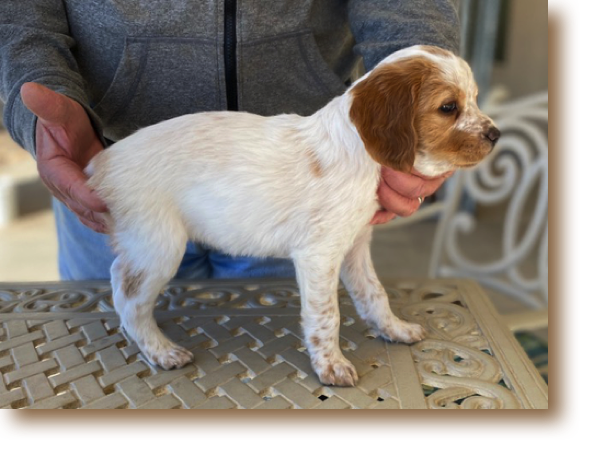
[293,252,358,387]
[340,226,426,343]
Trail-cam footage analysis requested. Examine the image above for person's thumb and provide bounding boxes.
[20,82,77,126]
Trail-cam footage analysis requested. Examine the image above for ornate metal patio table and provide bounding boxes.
[0,278,548,409]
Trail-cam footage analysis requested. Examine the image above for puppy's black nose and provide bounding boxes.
[484,126,501,144]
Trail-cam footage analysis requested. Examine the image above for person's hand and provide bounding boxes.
[371,167,454,225]
[21,82,108,233]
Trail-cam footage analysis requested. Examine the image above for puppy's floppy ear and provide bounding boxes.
[349,59,427,173]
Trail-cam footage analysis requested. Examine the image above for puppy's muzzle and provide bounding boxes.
[483,125,501,149]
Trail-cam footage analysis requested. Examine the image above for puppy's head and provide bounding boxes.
[349,45,499,176]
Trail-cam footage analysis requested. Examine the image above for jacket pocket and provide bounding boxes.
[239,30,346,116]
[92,36,221,141]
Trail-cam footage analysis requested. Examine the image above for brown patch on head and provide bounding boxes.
[349,58,433,172]
[351,52,497,173]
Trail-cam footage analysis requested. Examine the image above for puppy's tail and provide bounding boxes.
[84,158,96,178]
[84,151,109,189]
[83,153,114,231]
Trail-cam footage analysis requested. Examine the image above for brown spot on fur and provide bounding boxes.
[305,147,323,177]
[327,266,336,279]
[311,336,321,347]
[122,263,144,299]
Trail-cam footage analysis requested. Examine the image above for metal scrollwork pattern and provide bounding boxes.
[0,286,112,313]
[0,282,303,313]
[397,284,523,409]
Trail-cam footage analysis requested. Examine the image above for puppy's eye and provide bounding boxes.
[439,102,457,114]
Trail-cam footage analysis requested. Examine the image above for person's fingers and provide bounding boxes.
[26,85,103,164]
[376,178,422,217]
[50,191,108,234]
[75,212,109,234]
[370,209,397,225]
[39,173,108,234]
[48,184,108,234]
[40,155,108,213]
[410,168,454,196]
[35,128,109,232]
[41,174,108,231]
[21,82,73,125]
[381,167,453,199]
[23,83,108,233]
[372,168,456,224]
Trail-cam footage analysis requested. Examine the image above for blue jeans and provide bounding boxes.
[53,199,295,280]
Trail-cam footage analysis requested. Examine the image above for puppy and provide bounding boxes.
[86,45,499,386]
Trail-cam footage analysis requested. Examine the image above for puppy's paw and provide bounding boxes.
[377,318,426,344]
[144,343,194,370]
[315,357,359,387]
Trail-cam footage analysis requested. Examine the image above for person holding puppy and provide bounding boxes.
[0,0,459,280]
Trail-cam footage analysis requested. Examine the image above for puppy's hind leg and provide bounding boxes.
[111,225,193,370]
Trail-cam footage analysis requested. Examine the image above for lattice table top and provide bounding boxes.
[0,278,547,409]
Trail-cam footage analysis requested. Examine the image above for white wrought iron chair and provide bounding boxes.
[428,91,548,331]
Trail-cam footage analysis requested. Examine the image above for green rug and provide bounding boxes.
[515,332,548,384]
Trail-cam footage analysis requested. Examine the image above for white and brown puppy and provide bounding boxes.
[87,45,499,386]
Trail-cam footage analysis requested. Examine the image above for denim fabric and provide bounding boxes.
[53,199,295,281]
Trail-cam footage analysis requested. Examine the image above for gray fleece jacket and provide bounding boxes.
[0,0,460,155]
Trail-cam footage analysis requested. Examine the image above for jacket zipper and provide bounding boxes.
[224,0,238,111]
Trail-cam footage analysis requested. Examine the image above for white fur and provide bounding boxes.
[86,46,487,386]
